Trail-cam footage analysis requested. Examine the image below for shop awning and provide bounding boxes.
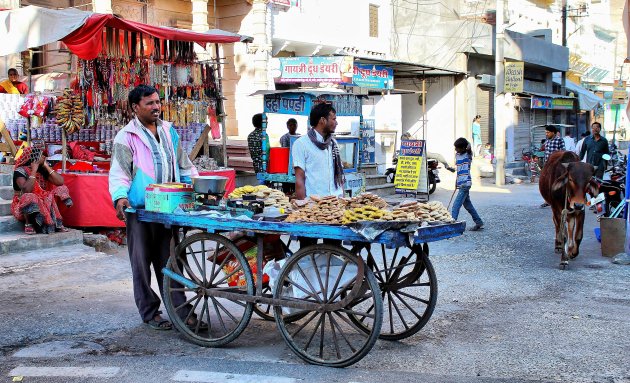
[552,73,603,111]
[0,5,244,59]
[0,6,90,57]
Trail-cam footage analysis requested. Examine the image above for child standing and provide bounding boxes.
[451,138,484,231]
[529,154,541,183]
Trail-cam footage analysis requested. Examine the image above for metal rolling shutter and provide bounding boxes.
[476,87,494,146]
[532,108,548,150]
[513,99,531,158]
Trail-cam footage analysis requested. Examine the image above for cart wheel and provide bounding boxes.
[253,282,310,323]
[350,243,437,340]
[164,232,254,347]
[273,244,383,367]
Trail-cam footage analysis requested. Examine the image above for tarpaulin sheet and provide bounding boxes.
[0,5,243,59]
[59,173,125,228]
[0,6,89,57]
[63,13,242,60]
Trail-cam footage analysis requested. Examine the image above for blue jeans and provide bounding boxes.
[451,186,483,225]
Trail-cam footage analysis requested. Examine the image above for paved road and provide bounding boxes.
[1,180,629,383]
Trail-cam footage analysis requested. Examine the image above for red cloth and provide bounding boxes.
[199,169,236,198]
[62,14,241,60]
[59,173,125,228]
[69,142,96,161]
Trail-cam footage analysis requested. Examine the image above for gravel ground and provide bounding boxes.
[0,176,629,383]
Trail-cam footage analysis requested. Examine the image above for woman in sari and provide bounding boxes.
[12,147,72,234]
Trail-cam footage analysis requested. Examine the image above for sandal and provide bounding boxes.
[24,224,35,235]
[186,317,209,332]
[144,318,173,331]
[56,226,69,233]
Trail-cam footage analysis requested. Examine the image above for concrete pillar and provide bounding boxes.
[251,0,271,91]
[191,0,210,32]
[191,0,211,60]
[92,0,113,14]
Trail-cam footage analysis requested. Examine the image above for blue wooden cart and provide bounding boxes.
[137,209,465,367]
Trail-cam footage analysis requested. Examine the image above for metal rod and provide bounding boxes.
[214,43,228,167]
[26,61,72,72]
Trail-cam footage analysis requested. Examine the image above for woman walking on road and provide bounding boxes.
[451,138,484,231]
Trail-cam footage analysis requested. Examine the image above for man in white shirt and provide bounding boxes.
[292,103,344,246]
[575,131,590,162]
[563,132,576,152]
[292,103,344,199]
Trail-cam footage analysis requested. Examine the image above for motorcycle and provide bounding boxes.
[598,153,626,217]
[385,155,440,194]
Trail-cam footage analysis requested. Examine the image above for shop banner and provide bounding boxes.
[263,93,362,116]
[344,172,366,197]
[274,56,354,84]
[394,140,425,194]
[531,96,552,110]
[504,61,524,93]
[264,93,311,115]
[316,94,362,116]
[551,98,575,110]
[270,0,299,6]
[360,119,376,164]
[351,64,394,89]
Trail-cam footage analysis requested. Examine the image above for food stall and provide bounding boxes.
[136,175,465,366]
[0,6,248,227]
[251,90,364,196]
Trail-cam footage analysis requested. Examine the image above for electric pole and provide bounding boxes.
[561,0,567,125]
[494,0,506,186]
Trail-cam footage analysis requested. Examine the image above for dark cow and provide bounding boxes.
[539,151,598,268]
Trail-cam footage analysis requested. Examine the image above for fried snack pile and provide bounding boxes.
[392,200,454,222]
[342,206,394,224]
[345,192,388,209]
[285,195,344,224]
[228,185,291,211]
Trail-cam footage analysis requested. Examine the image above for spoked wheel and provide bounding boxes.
[253,282,308,323]
[273,244,382,367]
[163,232,254,347]
[350,242,437,340]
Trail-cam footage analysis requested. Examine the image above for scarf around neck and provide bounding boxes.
[307,128,344,189]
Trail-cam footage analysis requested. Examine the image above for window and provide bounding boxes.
[369,4,379,38]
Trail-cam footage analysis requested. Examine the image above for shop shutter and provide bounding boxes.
[513,99,531,159]
[476,87,494,146]
[532,108,548,150]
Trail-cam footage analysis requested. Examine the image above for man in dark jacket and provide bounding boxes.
[580,122,608,178]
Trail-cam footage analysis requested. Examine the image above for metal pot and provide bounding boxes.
[192,176,229,195]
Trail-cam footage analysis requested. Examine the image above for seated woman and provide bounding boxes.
[11,147,73,234]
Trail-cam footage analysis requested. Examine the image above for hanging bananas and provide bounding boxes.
[55,89,85,135]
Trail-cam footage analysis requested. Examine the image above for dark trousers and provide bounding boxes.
[126,212,188,322]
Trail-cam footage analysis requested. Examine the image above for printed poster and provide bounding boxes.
[394,139,425,194]
[504,61,524,93]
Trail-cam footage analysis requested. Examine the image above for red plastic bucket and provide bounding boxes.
[268,147,290,174]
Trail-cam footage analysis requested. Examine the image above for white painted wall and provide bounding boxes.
[362,95,401,172]
[399,77,457,166]
[271,0,391,56]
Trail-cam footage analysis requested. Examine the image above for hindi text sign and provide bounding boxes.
[504,61,524,93]
[394,140,425,193]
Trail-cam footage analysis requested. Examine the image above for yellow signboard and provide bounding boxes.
[394,156,422,190]
[504,61,524,93]
[394,139,426,193]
